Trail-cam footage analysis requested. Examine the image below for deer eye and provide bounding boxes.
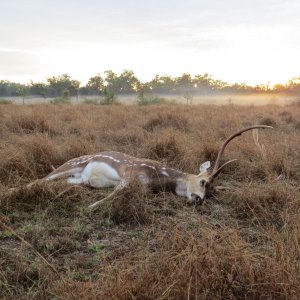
[200,179,206,187]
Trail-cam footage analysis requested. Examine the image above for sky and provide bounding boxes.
[0,0,299,86]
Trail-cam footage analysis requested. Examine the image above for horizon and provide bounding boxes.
[1,0,300,86]
[0,70,298,89]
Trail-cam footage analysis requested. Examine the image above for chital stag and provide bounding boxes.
[38,125,272,210]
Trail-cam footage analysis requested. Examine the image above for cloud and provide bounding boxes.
[0,49,40,76]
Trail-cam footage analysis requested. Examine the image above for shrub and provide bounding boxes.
[50,97,71,104]
[0,98,13,104]
[82,98,100,105]
[137,93,167,105]
[62,89,70,100]
[101,88,117,105]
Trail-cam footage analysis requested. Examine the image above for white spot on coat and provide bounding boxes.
[95,154,121,163]
[140,163,156,170]
[161,171,169,176]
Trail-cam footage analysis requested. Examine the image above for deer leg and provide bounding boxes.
[88,179,128,211]
[67,177,84,185]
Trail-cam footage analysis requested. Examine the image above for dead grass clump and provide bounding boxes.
[224,183,299,229]
[143,112,189,132]
[233,160,268,182]
[294,121,300,130]
[0,247,52,299]
[54,220,300,299]
[198,142,220,162]
[20,134,59,176]
[8,113,58,136]
[106,127,144,148]
[1,181,84,216]
[0,135,59,183]
[140,129,186,164]
[260,144,297,180]
[289,98,300,107]
[278,110,294,123]
[148,191,186,216]
[99,180,152,225]
[0,146,31,183]
[182,141,220,175]
[63,139,96,162]
[259,117,277,127]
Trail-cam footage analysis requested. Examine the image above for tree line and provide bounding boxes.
[1,71,300,98]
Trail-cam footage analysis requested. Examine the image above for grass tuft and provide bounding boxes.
[98,180,153,225]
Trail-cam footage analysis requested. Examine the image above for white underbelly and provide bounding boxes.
[81,161,121,188]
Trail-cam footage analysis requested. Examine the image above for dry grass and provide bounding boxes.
[0,103,300,299]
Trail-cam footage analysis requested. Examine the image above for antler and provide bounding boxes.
[210,125,273,179]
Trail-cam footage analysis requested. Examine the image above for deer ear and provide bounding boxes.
[199,161,211,174]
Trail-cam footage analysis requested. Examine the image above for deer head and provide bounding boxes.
[188,125,272,205]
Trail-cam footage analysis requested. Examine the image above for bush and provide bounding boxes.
[101,88,117,105]
[83,98,100,105]
[0,98,13,104]
[50,97,71,104]
[62,89,70,100]
[137,92,167,105]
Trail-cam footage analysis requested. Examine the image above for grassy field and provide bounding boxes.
[0,102,300,299]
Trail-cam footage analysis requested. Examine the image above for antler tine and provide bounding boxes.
[210,125,273,179]
[210,159,237,179]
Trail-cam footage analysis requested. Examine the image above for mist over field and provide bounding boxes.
[3,93,297,106]
[1,71,300,106]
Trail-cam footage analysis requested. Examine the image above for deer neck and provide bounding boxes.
[174,173,192,198]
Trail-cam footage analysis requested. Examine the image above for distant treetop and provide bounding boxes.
[0,71,299,97]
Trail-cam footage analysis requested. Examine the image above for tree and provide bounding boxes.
[104,70,140,94]
[47,74,80,97]
[193,73,214,95]
[273,83,286,93]
[16,86,28,104]
[86,74,104,95]
[287,77,300,94]
[101,87,116,105]
[0,80,26,97]
[104,70,119,93]
[118,70,140,94]
[29,81,47,98]
[146,75,175,93]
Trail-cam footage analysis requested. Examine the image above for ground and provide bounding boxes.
[0,102,300,299]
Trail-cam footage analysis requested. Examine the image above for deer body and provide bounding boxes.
[17,125,272,210]
[45,151,201,200]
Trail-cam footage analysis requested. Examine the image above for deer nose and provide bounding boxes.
[191,193,204,206]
